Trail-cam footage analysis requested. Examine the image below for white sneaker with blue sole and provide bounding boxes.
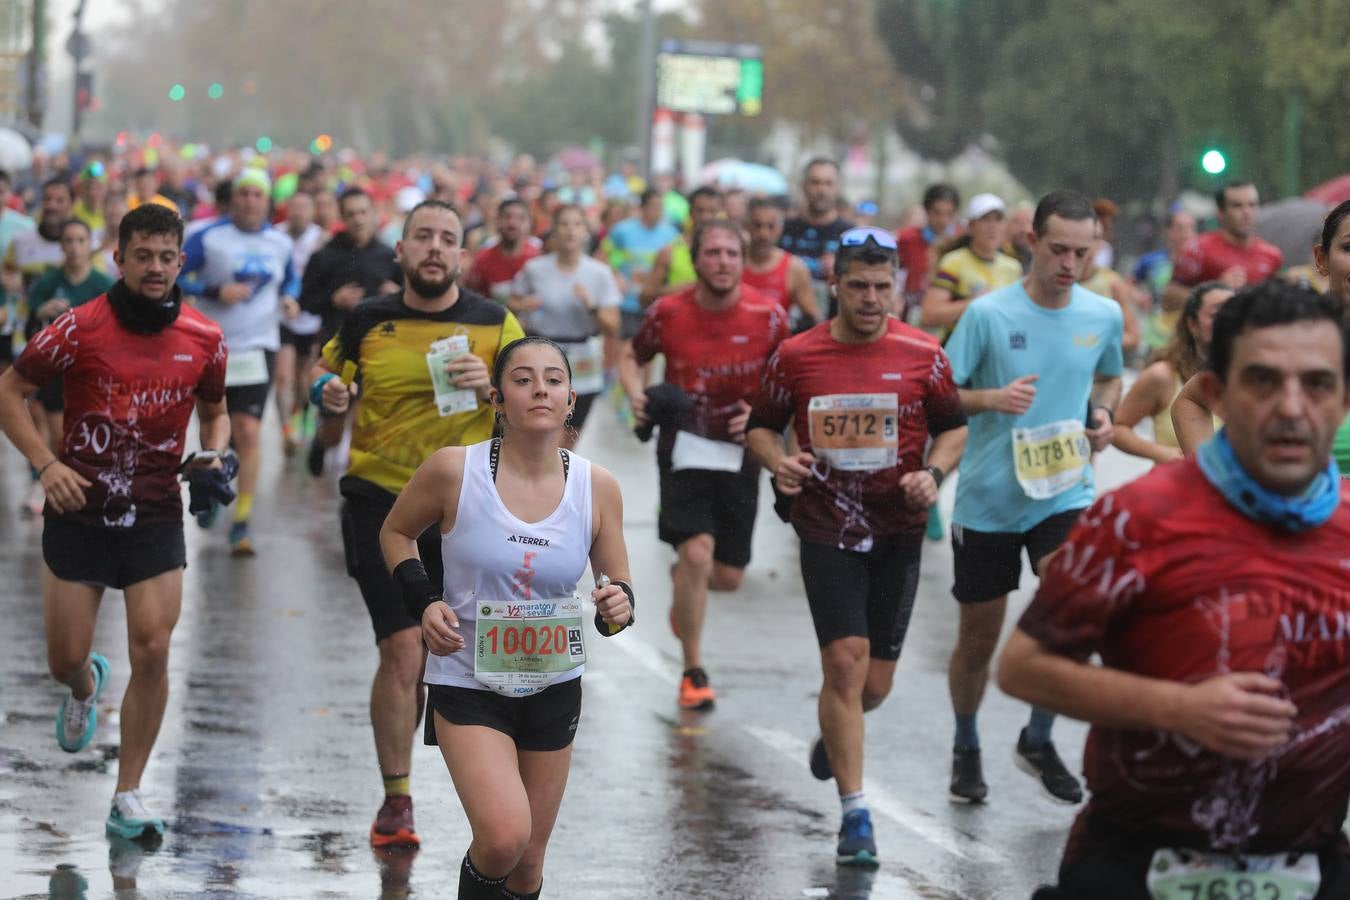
[56,652,110,753]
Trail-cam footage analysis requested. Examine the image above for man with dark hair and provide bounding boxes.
[897,183,960,311]
[300,185,402,342]
[1165,182,1282,311]
[620,219,789,712]
[748,226,967,866]
[641,185,724,306]
[1002,280,1350,899]
[942,189,1123,805]
[743,196,819,326]
[4,178,71,290]
[462,197,540,304]
[600,187,679,339]
[310,198,523,849]
[0,202,231,841]
[782,158,853,315]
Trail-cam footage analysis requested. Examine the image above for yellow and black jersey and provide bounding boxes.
[322,290,525,498]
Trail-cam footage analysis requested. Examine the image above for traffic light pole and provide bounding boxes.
[24,0,46,128]
[634,0,656,181]
[69,0,88,139]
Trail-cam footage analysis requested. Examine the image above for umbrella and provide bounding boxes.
[0,127,33,172]
[1255,197,1330,267]
[1305,174,1350,206]
[554,146,598,171]
[699,158,788,195]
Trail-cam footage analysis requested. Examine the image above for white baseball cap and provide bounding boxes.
[966,193,1006,221]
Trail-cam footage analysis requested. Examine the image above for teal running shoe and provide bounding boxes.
[106,790,166,840]
[56,652,110,753]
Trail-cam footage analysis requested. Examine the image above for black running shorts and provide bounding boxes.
[800,536,923,660]
[341,491,444,643]
[425,678,582,752]
[657,464,759,569]
[224,350,277,420]
[43,516,186,590]
[951,509,1083,605]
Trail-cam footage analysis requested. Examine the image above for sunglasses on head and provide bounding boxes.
[839,226,897,250]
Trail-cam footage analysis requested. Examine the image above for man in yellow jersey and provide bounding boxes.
[310,199,524,849]
[920,193,1024,341]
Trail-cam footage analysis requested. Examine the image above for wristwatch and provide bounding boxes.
[924,465,945,488]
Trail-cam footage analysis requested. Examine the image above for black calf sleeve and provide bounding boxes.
[459,853,507,900]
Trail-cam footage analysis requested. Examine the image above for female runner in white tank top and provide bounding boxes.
[380,336,634,900]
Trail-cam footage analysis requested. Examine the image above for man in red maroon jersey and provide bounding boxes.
[748,226,967,867]
[0,203,231,841]
[1000,280,1350,899]
[1163,181,1283,311]
[742,196,820,329]
[619,219,789,712]
[462,198,541,305]
[896,183,959,314]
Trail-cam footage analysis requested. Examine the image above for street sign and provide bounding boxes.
[656,39,763,117]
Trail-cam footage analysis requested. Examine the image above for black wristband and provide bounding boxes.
[924,465,945,489]
[392,558,442,624]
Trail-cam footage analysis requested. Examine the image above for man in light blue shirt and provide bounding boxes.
[941,190,1123,807]
[600,188,679,338]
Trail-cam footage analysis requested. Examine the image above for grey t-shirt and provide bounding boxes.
[511,254,621,341]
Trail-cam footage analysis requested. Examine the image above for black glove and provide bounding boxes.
[183,452,239,516]
[634,383,694,443]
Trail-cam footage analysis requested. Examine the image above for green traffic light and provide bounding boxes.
[207,83,224,100]
[256,136,273,153]
[168,83,186,102]
[1201,149,1227,175]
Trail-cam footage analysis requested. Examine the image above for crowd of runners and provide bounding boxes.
[1,134,1348,899]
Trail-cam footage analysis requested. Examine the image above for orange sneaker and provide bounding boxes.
[678,667,716,711]
[370,795,420,848]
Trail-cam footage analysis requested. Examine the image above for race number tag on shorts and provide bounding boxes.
[1146,848,1321,900]
[426,335,479,417]
[1011,418,1091,500]
[671,430,745,473]
[474,596,586,697]
[808,393,898,472]
[561,338,603,396]
[224,348,269,387]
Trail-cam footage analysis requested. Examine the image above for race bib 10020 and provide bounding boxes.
[474,597,586,697]
[1011,418,1091,500]
[807,393,898,472]
[1147,848,1321,900]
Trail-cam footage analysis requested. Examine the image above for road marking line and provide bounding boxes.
[606,631,1008,867]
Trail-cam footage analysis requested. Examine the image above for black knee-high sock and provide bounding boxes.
[500,881,541,900]
[459,853,508,900]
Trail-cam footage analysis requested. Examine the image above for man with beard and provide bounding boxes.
[619,220,790,711]
[0,202,231,840]
[310,200,524,849]
[781,159,853,317]
[4,178,72,294]
[461,198,540,305]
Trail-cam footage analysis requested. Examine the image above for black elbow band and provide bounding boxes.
[393,558,442,623]
[595,579,636,636]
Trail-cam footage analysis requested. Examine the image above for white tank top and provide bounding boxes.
[424,439,594,692]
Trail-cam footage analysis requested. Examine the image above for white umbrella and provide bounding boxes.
[0,127,33,172]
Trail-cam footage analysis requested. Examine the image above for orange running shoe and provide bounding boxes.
[370,795,421,848]
[678,667,716,711]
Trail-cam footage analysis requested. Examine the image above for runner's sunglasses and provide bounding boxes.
[839,226,898,250]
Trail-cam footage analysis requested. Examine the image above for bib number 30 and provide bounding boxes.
[1146,849,1321,900]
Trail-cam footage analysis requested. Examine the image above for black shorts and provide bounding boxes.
[620,310,644,341]
[341,491,444,643]
[951,509,1083,605]
[658,464,759,568]
[36,375,63,413]
[42,516,186,590]
[279,326,319,356]
[1034,843,1350,900]
[801,536,923,660]
[224,350,277,420]
[424,678,582,752]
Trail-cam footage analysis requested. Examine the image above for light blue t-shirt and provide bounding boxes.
[179,219,298,353]
[945,282,1124,533]
[603,217,679,314]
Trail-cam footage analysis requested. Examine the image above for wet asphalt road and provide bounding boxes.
[0,388,1155,899]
